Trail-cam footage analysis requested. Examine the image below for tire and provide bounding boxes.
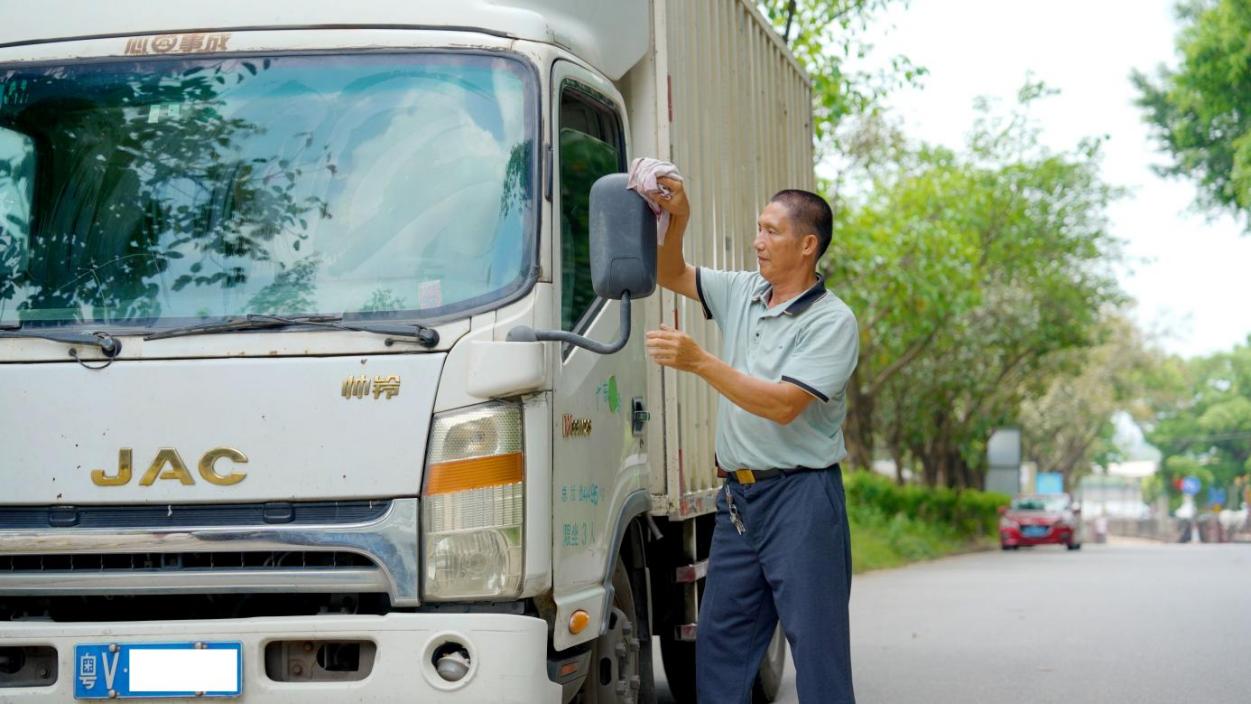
[659,634,696,703]
[579,555,656,704]
[751,623,787,703]
[1067,542,1082,551]
[660,621,786,703]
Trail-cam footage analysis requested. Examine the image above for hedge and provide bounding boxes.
[843,470,1011,539]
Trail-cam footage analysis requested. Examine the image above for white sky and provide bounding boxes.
[854,0,1251,359]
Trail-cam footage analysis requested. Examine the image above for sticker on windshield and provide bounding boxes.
[0,79,30,108]
[418,281,442,310]
[124,33,232,56]
[147,103,183,125]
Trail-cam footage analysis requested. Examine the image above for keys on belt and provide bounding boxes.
[724,484,746,535]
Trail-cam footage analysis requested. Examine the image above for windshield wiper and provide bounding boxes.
[0,323,123,357]
[143,314,440,348]
[141,314,339,340]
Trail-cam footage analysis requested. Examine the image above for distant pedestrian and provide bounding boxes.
[1094,515,1108,543]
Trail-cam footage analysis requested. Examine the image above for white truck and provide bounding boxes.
[0,1,814,701]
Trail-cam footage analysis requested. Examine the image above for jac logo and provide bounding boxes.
[91,448,248,487]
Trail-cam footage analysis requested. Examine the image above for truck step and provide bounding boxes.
[674,560,707,584]
[675,623,698,642]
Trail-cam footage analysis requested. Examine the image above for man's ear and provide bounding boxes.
[801,233,819,257]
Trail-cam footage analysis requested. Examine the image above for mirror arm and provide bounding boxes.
[507,294,632,355]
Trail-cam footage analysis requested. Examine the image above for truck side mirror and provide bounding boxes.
[590,173,657,300]
[505,173,655,355]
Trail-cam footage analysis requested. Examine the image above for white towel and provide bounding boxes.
[627,157,684,245]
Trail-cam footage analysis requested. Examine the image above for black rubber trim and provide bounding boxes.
[695,268,714,320]
[781,375,829,403]
[0,500,393,530]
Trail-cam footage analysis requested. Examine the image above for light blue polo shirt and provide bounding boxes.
[696,268,859,471]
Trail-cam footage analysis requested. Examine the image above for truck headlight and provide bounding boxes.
[422,402,524,601]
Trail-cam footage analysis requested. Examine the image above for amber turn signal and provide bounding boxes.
[569,609,590,635]
[425,452,524,495]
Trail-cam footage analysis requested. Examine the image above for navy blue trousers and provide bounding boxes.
[695,468,855,703]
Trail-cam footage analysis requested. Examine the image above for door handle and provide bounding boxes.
[632,397,650,437]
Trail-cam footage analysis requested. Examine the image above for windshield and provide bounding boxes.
[1011,496,1070,512]
[0,52,536,329]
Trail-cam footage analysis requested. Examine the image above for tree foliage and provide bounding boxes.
[758,0,925,149]
[1019,316,1159,490]
[755,3,1143,492]
[1133,0,1251,228]
[1143,338,1251,508]
[829,85,1125,487]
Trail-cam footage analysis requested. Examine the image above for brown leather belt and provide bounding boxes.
[716,462,841,485]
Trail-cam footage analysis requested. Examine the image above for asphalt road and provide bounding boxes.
[655,540,1251,703]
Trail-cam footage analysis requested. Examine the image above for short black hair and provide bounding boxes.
[770,189,833,260]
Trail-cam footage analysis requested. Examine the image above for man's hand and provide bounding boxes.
[655,177,696,300]
[646,325,707,372]
[655,177,690,218]
[647,324,816,425]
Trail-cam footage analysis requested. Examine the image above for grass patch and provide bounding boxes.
[848,503,994,574]
[842,471,1008,573]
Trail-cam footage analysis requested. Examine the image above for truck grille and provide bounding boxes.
[0,497,420,605]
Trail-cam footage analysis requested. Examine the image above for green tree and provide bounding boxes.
[831,84,1125,486]
[1020,316,1158,491]
[1133,0,1251,228]
[1144,339,1251,508]
[758,0,925,148]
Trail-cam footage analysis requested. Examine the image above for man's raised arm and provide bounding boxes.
[654,177,699,301]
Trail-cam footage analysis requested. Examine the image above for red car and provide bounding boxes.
[999,494,1082,550]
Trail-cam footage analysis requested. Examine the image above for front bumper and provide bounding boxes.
[0,612,561,703]
[1000,525,1074,546]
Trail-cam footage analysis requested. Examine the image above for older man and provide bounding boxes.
[645,178,859,703]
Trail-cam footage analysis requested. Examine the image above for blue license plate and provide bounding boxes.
[1021,526,1049,538]
[74,642,242,699]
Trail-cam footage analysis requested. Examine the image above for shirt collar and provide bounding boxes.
[752,273,828,316]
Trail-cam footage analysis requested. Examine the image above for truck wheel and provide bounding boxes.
[660,621,785,703]
[751,623,787,703]
[658,635,695,702]
[581,556,655,704]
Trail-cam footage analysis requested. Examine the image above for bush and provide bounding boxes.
[844,470,1009,541]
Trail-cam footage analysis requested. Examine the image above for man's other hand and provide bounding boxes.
[646,325,706,372]
[655,177,690,218]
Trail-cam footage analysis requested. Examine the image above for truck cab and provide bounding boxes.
[0,2,812,701]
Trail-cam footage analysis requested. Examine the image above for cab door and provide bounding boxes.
[548,60,651,649]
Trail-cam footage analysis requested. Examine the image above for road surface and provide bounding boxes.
[655,540,1251,703]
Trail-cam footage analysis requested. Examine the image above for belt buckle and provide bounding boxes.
[734,469,756,485]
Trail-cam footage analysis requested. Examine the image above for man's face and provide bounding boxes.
[755,201,814,282]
